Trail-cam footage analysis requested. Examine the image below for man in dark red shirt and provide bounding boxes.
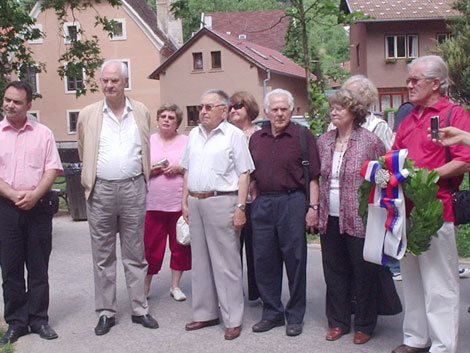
[249,88,320,337]
[391,55,470,353]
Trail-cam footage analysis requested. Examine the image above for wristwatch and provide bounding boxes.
[236,203,246,211]
[309,204,319,211]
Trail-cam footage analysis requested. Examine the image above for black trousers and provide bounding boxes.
[251,190,307,324]
[240,203,260,301]
[0,196,52,329]
[320,216,378,335]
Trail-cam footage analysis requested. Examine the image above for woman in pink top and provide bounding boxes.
[144,104,190,301]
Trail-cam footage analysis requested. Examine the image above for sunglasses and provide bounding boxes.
[197,104,225,112]
[229,102,244,111]
[405,77,429,85]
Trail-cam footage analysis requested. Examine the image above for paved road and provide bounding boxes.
[3,211,470,353]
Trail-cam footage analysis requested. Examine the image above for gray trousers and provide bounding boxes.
[86,175,149,318]
[188,194,244,328]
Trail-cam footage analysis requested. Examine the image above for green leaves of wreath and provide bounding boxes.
[358,157,444,256]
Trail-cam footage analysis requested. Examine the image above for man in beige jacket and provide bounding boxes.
[77,60,157,336]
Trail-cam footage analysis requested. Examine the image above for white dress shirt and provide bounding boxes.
[180,119,254,192]
[96,99,143,180]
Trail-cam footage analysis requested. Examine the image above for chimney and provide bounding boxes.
[156,0,183,47]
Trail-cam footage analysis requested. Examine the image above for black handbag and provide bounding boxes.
[39,190,59,216]
[451,184,470,225]
[445,106,470,225]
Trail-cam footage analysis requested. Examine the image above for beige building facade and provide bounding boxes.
[150,28,309,132]
[341,0,456,111]
[25,0,178,142]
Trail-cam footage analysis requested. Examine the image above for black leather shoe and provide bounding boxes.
[286,323,303,336]
[131,314,159,329]
[252,319,285,333]
[31,324,58,340]
[94,316,115,336]
[0,326,28,345]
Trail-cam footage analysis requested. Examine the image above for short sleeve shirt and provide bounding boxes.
[0,118,63,190]
[393,96,470,222]
[180,119,254,192]
[249,122,320,193]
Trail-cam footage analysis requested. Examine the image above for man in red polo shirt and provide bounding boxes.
[391,56,470,353]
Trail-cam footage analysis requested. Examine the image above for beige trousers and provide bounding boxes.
[401,222,459,353]
[188,194,244,328]
[87,175,149,318]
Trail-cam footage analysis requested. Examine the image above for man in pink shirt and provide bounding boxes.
[0,81,63,345]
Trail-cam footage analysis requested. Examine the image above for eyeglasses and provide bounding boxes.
[229,102,244,111]
[405,77,429,85]
[329,106,346,114]
[197,104,225,112]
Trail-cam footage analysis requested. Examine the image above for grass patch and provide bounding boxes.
[306,232,319,243]
[52,176,68,210]
[0,329,14,353]
[457,173,470,258]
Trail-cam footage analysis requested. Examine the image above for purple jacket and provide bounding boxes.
[317,127,386,238]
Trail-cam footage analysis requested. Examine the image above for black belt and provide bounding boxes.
[259,189,301,196]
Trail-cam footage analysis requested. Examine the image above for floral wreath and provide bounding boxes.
[359,156,443,256]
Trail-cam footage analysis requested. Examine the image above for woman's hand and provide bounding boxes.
[162,164,184,175]
[150,164,164,177]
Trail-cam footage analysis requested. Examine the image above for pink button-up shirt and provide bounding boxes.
[0,118,63,191]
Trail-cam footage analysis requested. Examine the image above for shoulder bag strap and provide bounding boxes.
[445,106,457,194]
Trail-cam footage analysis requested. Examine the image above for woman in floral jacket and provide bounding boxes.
[317,88,385,345]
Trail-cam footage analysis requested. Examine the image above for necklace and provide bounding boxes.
[334,135,350,178]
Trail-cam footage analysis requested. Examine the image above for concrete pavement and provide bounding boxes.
[4,211,470,353]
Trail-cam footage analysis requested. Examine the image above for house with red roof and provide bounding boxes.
[149,27,309,131]
[22,0,179,142]
[340,0,458,111]
[201,10,289,52]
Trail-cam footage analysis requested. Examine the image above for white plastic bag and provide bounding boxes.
[176,216,190,246]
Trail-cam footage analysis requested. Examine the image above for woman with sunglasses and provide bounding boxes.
[229,91,261,302]
[143,103,191,301]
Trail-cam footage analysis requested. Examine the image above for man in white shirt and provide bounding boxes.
[77,60,157,336]
[181,89,254,340]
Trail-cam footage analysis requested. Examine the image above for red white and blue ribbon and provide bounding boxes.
[360,149,409,265]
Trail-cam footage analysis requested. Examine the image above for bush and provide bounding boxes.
[457,173,470,258]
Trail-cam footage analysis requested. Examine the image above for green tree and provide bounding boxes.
[436,0,470,106]
[1,0,121,97]
[0,0,42,95]
[171,0,286,41]
[286,0,362,132]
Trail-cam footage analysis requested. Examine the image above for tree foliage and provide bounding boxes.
[436,0,470,106]
[285,0,364,132]
[1,0,122,97]
[0,0,42,95]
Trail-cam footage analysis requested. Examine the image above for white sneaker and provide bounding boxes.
[459,267,470,278]
[392,272,402,281]
[170,287,186,301]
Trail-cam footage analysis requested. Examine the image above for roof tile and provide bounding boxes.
[204,10,289,51]
[343,0,459,20]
